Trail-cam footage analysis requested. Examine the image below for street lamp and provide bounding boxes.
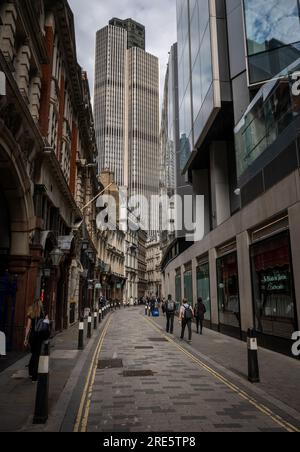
[50,247,64,268]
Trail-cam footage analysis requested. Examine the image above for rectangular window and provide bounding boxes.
[243,0,300,84]
[250,232,297,339]
[175,271,182,305]
[217,252,241,333]
[184,269,193,306]
[197,263,211,321]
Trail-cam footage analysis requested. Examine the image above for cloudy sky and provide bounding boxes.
[68,0,177,99]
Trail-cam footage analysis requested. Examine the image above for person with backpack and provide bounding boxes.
[166,295,176,334]
[24,299,50,382]
[179,299,193,343]
[194,297,206,335]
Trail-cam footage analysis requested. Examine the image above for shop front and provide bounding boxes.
[217,252,241,339]
[250,232,297,355]
[175,269,182,307]
[196,261,211,328]
[184,263,193,307]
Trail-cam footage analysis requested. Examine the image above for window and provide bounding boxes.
[197,263,211,321]
[243,0,300,84]
[184,268,193,306]
[217,252,241,332]
[250,232,297,339]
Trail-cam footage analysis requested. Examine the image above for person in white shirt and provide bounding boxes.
[179,299,193,343]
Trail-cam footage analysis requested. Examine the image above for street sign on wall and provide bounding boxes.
[0,72,6,96]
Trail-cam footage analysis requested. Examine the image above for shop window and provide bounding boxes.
[175,271,182,305]
[251,232,297,339]
[217,252,241,331]
[184,269,193,306]
[197,262,211,321]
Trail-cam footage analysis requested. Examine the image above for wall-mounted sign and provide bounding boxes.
[0,72,6,96]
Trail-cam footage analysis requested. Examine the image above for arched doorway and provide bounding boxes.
[0,138,38,350]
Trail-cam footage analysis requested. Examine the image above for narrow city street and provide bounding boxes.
[60,308,300,433]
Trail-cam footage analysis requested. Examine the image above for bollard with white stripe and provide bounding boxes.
[87,312,92,339]
[33,341,50,424]
[94,310,98,330]
[248,329,260,383]
[78,318,84,350]
[99,308,102,324]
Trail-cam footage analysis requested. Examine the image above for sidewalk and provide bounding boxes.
[153,311,300,414]
[0,315,108,432]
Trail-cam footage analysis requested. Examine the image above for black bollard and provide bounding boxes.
[87,312,92,339]
[94,311,98,330]
[248,329,260,383]
[33,341,50,424]
[78,317,84,350]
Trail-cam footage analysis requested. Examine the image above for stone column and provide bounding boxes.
[192,258,198,306]
[209,248,219,330]
[210,142,231,228]
[237,231,254,336]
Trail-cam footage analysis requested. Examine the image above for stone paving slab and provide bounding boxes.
[154,310,300,413]
[85,309,300,433]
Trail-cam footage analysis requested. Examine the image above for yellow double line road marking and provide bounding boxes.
[74,316,112,433]
[144,316,300,433]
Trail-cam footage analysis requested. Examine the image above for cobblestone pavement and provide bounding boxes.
[75,309,300,433]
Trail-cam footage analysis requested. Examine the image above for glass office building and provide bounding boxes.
[176,0,215,171]
[243,0,300,85]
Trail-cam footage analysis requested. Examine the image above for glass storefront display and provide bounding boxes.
[243,0,300,84]
[175,271,182,304]
[251,233,297,339]
[196,263,211,322]
[184,269,193,306]
[217,253,241,333]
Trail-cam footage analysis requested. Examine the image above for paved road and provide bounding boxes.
[71,309,300,433]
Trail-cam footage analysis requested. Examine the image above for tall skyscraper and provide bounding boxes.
[109,18,145,50]
[94,25,127,186]
[94,20,159,228]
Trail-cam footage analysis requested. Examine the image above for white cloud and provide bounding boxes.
[68,0,177,100]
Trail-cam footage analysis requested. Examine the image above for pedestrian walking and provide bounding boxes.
[179,299,193,343]
[24,299,50,382]
[194,297,206,335]
[166,295,176,334]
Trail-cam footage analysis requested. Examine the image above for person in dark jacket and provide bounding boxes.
[165,295,176,334]
[24,299,49,382]
[194,297,206,335]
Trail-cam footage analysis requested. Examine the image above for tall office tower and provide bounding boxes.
[109,18,145,50]
[126,47,160,225]
[94,25,127,186]
[94,20,159,229]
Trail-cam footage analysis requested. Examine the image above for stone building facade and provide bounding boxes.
[0,0,98,351]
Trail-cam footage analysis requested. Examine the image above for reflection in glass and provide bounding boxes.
[184,270,193,306]
[217,253,241,330]
[235,59,300,180]
[251,233,296,339]
[243,0,300,83]
[197,263,211,321]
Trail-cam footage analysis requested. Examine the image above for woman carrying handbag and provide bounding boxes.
[24,299,50,382]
